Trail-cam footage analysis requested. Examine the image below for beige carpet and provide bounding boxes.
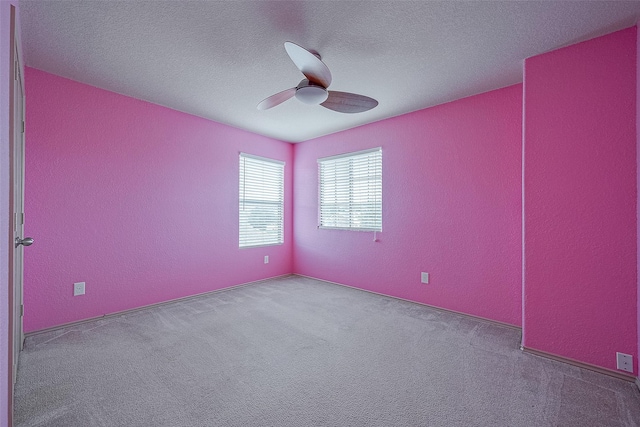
[14,275,640,426]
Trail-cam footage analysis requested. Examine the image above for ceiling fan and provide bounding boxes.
[257,42,378,114]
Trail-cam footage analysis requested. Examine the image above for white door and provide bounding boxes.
[11,22,29,385]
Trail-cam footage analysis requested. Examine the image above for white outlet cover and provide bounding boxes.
[421,272,429,284]
[616,352,633,373]
[73,282,85,296]
[264,256,269,264]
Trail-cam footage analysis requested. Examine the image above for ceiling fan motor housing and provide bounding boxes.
[295,80,328,105]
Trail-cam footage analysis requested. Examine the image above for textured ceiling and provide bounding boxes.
[19,1,640,143]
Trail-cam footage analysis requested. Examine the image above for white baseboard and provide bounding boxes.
[25,273,294,336]
[522,346,636,382]
[292,273,522,330]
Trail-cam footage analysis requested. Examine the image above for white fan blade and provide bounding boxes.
[257,88,296,110]
[321,91,378,113]
[284,42,332,88]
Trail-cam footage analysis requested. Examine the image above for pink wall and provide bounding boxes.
[23,68,293,332]
[523,27,637,373]
[637,22,640,376]
[293,85,523,326]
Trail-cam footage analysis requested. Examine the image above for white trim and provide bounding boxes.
[317,147,382,231]
[294,274,521,330]
[239,152,285,165]
[521,62,527,344]
[318,226,381,232]
[25,274,295,336]
[238,242,284,249]
[317,147,381,163]
[239,153,285,248]
[522,346,636,382]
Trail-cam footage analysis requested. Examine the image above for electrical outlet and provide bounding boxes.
[421,272,429,284]
[616,352,633,373]
[73,282,85,296]
[264,255,269,264]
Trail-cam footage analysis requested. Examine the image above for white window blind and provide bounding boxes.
[318,147,382,231]
[239,153,284,248]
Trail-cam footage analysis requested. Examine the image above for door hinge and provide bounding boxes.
[22,120,24,133]
[20,212,24,225]
[13,61,17,80]
[20,304,23,317]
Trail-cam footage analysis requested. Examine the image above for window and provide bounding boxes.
[239,153,284,247]
[318,147,382,231]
